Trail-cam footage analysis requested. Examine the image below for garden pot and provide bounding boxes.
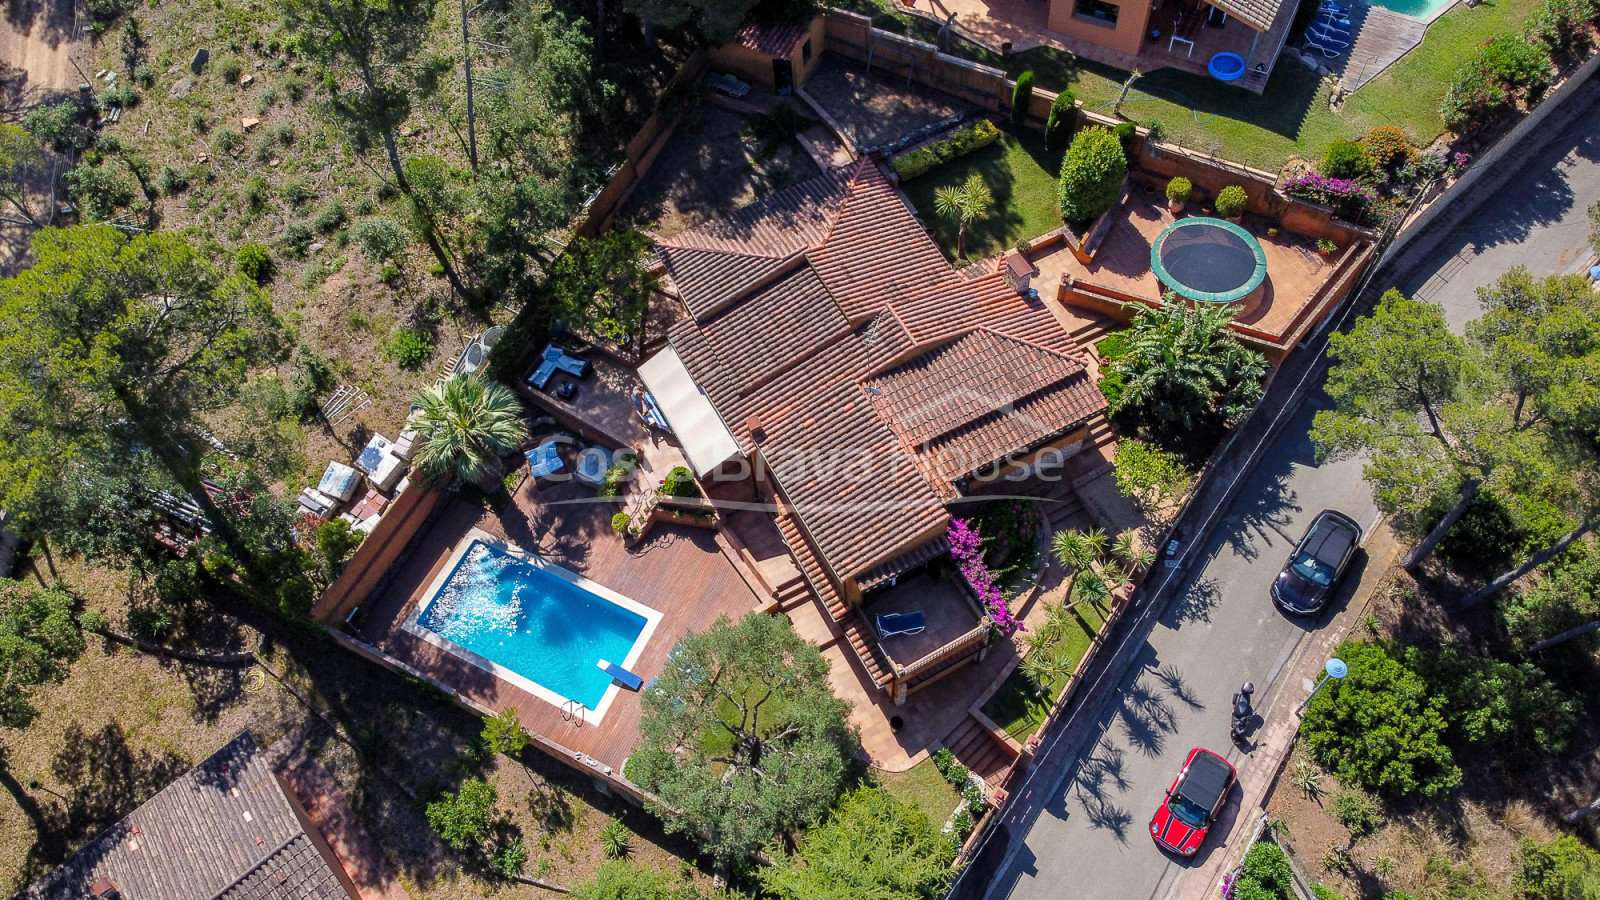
[1167,199,1185,214]
[1226,214,1243,224]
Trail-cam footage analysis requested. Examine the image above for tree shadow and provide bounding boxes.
[1154,664,1205,712]
[1457,127,1600,252]
[1216,465,1300,564]
[1072,781,1134,843]
[1165,576,1222,627]
[49,721,189,849]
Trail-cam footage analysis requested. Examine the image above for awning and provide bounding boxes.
[637,347,742,477]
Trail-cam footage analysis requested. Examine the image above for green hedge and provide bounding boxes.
[892,119,1002,182]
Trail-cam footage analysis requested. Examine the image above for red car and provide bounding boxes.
[1150,747,1236,856]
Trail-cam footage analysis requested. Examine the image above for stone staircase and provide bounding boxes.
[842,611,894,688]
[775,511,894,687]
[1065,311,1119,350]
[941,715,1014,789]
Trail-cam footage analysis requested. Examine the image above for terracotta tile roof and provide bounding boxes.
[731,20,811,58]
[660,160,1105,581]
[23,732,350,900]
[1208,0,1285,32]
[761,381,948,576]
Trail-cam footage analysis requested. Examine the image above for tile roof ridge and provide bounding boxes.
[977,327,1088,375]
[812,157,876,250]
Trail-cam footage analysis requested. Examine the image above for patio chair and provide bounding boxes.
[597,659,644,691]
[876,611,926,638]
[525,442,564,478]
[709,72,750,99]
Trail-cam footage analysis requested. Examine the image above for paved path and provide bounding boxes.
[960,73,1600,900]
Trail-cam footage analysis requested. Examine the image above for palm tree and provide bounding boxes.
[1070,569,1111,611]
[933,173,994,259]
[1112,528,1156,573]
[1112,295,1267,442]
[1051,527,1106,574]
[411,373,529,487]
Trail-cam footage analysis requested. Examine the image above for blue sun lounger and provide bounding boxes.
[597,659,644,691]
[876,611,926,638]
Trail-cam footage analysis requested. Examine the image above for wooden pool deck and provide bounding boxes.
[358,475,763,774]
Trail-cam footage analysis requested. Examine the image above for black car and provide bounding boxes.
[1272,509,1361,615]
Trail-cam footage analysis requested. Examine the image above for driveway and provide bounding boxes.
[967,74,1600,900]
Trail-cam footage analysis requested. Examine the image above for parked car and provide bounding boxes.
[1272,509,1361,615]
[1151,747,1236,856]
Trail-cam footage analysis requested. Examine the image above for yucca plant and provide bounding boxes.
[933,173,994,259]
[1112,528,1156,572]
[599,820,632,858]
[411,373,529,487]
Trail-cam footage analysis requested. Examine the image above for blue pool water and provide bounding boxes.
[417,541,648,710]
[1369,0,1454,19]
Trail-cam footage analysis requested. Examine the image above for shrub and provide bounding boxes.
[1361,126,1411,169]
[1302,641,1461,798]
[281,179,314,208]
[353,216,406,262]
[611,512,631,533]
[1321,140,1374,179]
[932,747,957,777]
[313,201,347,234]
[1311,886,1346,900]
[1058,126,1126,225]
[281,222,315,258]
[1215,185,1249,219]
[962,781,986,816]
[1011,70,1034,131]
[891,119,1002,181]
[1232,841,1295,900]
[1404,644,1578,757]
[1516,835,1600,900]
[1527,0,1598,57]
[217,55,243,84]
[214,126,241,152]
[1480,33,1553,97]
[492,837,527,878]
[155,165,189,196]
[1045,90,1076,151]
[98,82,141,109]
[1442,35,1552,132]
[761,787,957,900]
[236,242,271,283]
[426,777,497,851]
[384,327,434,369]
[599,820,632,858]
[660,465,699,498]
[64,162,134,220]
[1282,172,1375,223]
[1113,439,1192,514]
[1112,120,1138,165]
[1329,787,1381,838]
[596,461,635,499]
[24,101,89,152]
[243,175,270,210]
[1317,237,1338,254]
[1165,176,1192,205]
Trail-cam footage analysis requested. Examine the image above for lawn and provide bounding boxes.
[901,132,1063,261]
[876,758,962,825]
[850,0,1543,170]
[980,600,1109,742]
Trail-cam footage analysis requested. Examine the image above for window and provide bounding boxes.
[1074,0,1121,23]
[802,39,813,63]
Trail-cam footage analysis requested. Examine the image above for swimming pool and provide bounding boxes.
[404,534,661,717]
[1369,0,1455,20]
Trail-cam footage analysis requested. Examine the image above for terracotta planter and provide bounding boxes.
[1167,199,1185,214]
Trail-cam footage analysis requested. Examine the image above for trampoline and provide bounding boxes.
[1208,52,1246,81]
[1150,217,1268,304]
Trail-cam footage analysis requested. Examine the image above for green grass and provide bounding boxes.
[981,600,1110,742]
[901,132,1063,261]
[845,0,1542,170]
[876,757,962,824]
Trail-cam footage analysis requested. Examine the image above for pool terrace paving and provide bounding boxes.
[358,469,764,773]
[1029,193,1338,341]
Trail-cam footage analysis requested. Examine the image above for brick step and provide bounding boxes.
[776,513,848,620]
[1068,315,1117,349]
[1045,495,1086,528]
[773,578,810,610]
[841,612,893,687]
[940,717,981,756]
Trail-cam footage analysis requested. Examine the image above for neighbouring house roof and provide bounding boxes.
[658,161,1107,583]
[22,732,352,900]
[1207,0,1286,33]
[729,19,811,58]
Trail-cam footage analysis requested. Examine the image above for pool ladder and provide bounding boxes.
[562,699,587,728]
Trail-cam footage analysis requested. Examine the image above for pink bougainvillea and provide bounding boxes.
[949,517,1022,636]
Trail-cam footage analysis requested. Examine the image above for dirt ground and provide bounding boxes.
[0,558,714,898]
[618,100,822,239]
[803,52,975,151]
[2,0,83,101]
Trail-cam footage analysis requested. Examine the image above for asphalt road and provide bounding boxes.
[974,77,1600,900]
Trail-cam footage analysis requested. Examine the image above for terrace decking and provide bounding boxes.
[1315,4,1428,92]
[357,475,762,774]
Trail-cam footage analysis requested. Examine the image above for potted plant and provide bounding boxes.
[1266,226,1280,237]
[1215,185,1248,222]
[1165,177,1192,214]
[1317,237,1339,255]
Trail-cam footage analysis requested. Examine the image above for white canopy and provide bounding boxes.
[637,347,742,477]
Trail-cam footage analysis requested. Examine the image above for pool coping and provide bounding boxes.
[400,527,663,723]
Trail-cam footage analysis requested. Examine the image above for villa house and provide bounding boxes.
[641,159,1107,704]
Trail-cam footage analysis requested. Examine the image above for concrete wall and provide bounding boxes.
[1047,0,1152,57]
[310,481,441,626]
[822,11,1014,114]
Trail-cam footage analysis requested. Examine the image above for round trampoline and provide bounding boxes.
[1209,52,1246,81]
[1150,217,1268,304]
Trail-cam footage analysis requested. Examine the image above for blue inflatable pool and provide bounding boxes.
[1209,52,1245,81]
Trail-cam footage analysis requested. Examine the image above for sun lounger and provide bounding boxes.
[639,392,672,432]
[876,611,926,637]
[525,442,564,478]
[709,72,750,98]
[542,344,589,378]
[597,659,644,691]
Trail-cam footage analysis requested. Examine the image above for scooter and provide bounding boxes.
[1230,681,1255,743]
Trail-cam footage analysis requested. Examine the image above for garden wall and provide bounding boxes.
[820,10,1015,114]
[310,481,441,626]
[576,48,710,237]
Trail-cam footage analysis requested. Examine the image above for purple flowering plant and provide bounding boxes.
[949,517,1023,635]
